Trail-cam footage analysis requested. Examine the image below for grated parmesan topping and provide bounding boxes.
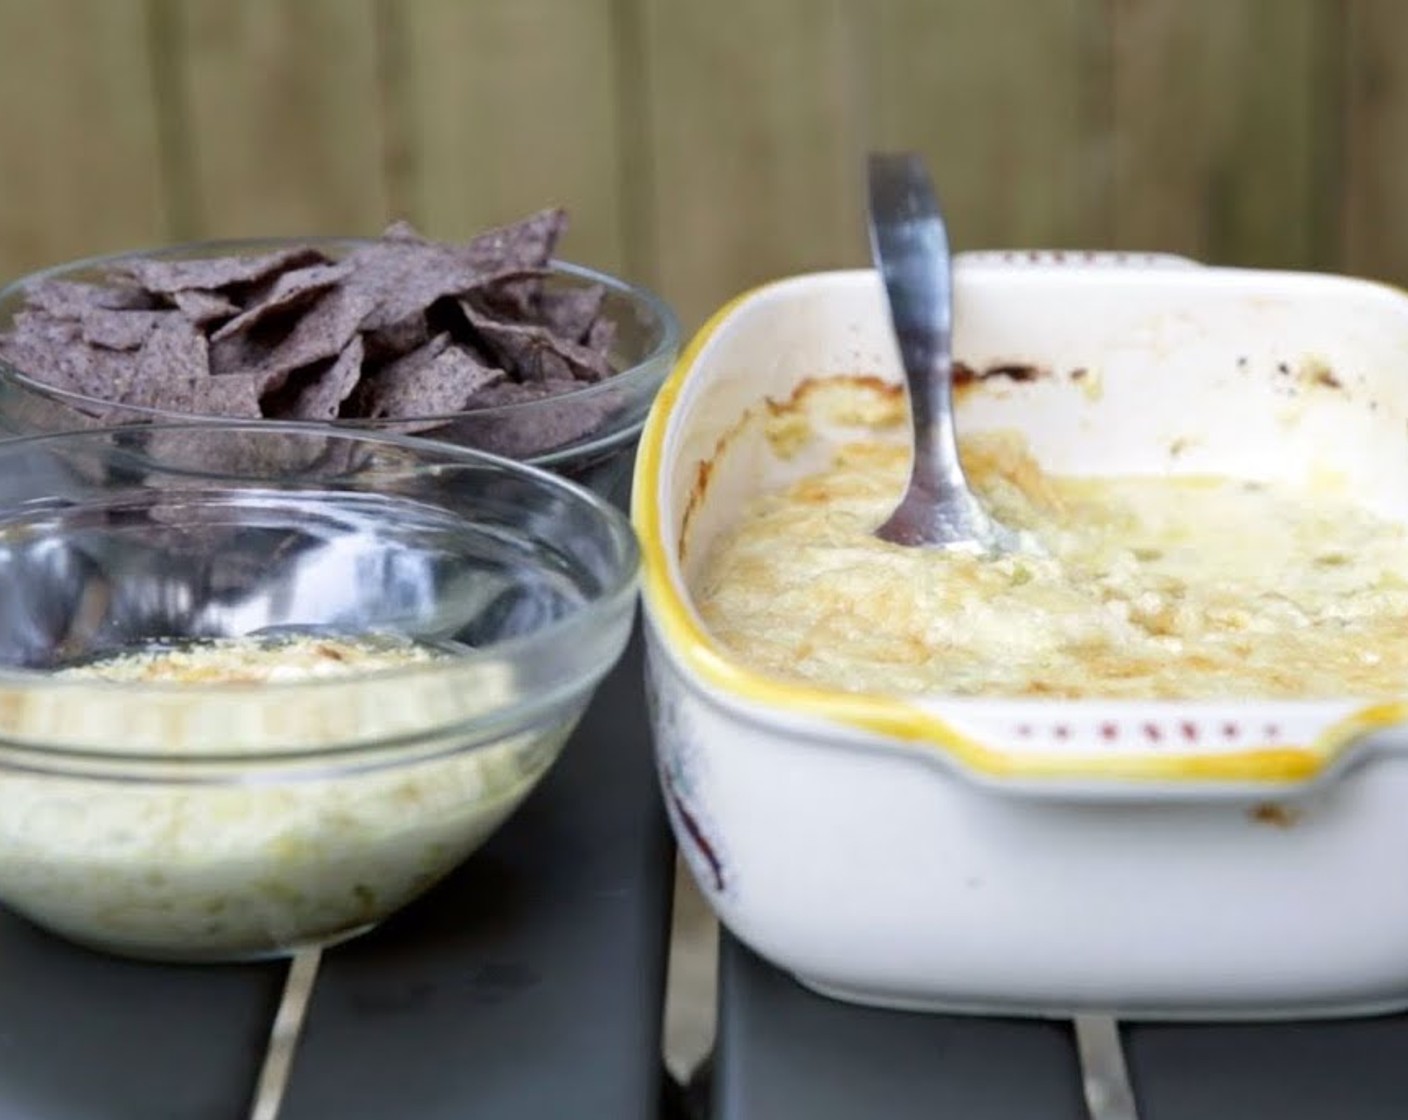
[59,634,439,685]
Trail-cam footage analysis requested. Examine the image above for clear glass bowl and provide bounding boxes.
[0,423,639,962]
[0,239,680,499]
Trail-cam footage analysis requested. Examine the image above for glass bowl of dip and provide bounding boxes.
[0,422,639,962]
[0,238,680,501]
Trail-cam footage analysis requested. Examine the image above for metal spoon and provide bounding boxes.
[867,152,1019,554]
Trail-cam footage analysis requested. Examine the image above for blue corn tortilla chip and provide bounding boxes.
[147,371,262,418]
[366,330,452,385]
[263,284,377,374]
[359,335,503,421]
[116,318,211,411]
[209,260,353,342]
[0,327,139,404]
[446,209,565,320]
[285,335,366,421]
[455,208,565,273]
[348,236,544,336]
[199,373,262,417]
[0,308,141,409]
[458,299,612,383]
[539,284,605,342]
[141,424,335,486]
[82,309,179,351]
[5,308,83,349]
[211,283,375,384]
[118,245,329,295]
[448,378,616,459]
[0,210,626,451]
[23,278,155,317]
[172,288,239,325]
[584,314,616,358]
[381,219,427,244]
[363,310,429,361]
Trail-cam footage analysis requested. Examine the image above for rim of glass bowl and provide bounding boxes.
[0,421,641,768]
[0,238,682,464]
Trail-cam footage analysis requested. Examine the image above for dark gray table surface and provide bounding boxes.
[713,934,1408,1119]
[0,633,674,1120]
[711,936,1088,1120]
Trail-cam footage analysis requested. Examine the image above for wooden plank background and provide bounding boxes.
[0,0,1402,331]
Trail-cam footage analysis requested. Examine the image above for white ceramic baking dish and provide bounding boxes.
[632,253,1408,1020]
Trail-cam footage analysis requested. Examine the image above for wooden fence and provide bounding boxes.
[0,0,1403,330]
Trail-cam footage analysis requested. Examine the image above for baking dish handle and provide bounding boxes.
[904,697,1403,799]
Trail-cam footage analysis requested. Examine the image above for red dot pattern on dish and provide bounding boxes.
[1005,720,1289,749]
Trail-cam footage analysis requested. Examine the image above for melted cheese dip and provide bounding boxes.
[696,432,1408,699]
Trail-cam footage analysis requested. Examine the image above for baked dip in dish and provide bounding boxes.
[0,422,638,962]
[696,389,1408,700]
[633,255,1408,1019]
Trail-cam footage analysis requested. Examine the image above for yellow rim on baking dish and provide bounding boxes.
[630,281,1408,788]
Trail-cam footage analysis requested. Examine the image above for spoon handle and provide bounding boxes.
[866,152,970,505]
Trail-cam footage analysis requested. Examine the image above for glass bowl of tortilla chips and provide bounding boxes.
[0,210,680,499]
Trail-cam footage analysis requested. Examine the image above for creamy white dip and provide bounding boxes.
[697,397,1408,700]
[0,635,560,960]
